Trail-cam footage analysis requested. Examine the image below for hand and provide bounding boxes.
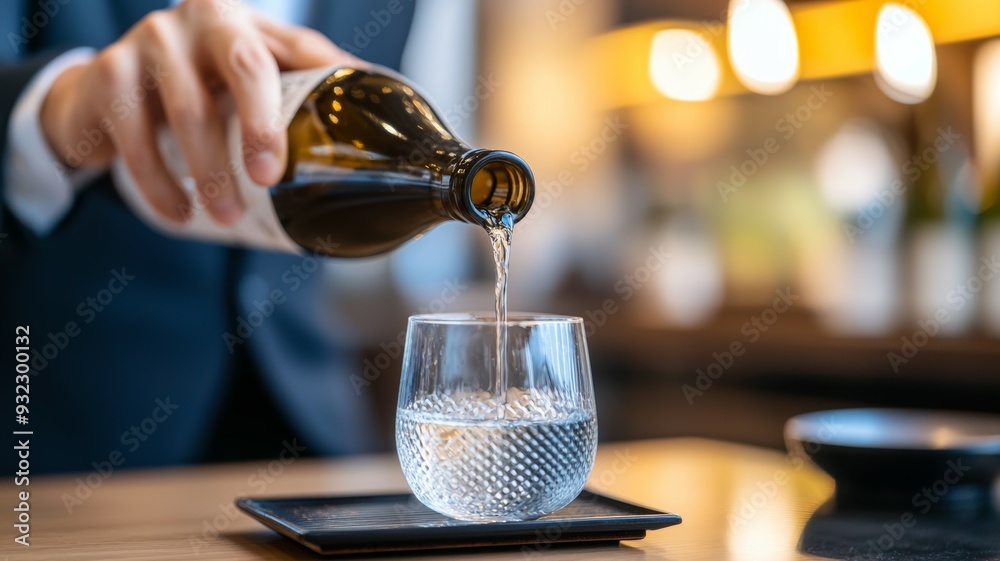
[40,0,356,225]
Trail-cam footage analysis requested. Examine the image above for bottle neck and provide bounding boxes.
[446,149,534,226]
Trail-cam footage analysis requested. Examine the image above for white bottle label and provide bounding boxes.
[111,67,338,252]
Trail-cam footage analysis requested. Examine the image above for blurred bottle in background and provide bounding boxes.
[813,119,904,336]
[649,210,723,328]
[904,101,978,336]
[978,170,1000,335]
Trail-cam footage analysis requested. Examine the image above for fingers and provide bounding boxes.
[203,21,286,187]
[91,43,190,224]
[254,17,357,70]
[140,23,242,224]
[112,85,190,224]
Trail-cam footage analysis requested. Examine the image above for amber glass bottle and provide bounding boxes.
[112,66,534,256]
[273,67,534,257]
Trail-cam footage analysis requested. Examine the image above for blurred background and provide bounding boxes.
[322,0,1000,451]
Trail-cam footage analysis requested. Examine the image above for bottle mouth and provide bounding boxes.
[453,149,534,225]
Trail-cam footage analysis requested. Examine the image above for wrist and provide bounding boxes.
[40,64,92,168]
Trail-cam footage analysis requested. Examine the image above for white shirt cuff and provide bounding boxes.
[4,48,98,236]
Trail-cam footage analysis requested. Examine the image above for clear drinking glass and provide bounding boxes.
[395,313,598,521]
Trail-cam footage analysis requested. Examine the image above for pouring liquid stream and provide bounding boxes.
[485,206,515,419]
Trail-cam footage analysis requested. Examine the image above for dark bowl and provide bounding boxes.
[784,408,1000,511]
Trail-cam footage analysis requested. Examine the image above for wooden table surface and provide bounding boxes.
[3,438,995,560]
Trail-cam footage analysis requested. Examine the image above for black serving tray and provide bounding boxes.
[236,490,682,556]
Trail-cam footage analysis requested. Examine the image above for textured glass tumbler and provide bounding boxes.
[395,313,598,521]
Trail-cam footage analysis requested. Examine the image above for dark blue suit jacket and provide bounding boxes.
[0,1,414,473]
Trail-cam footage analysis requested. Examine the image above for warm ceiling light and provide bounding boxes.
[649,29,721,102]
[875,3,937,104]
[727,0,800,95]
